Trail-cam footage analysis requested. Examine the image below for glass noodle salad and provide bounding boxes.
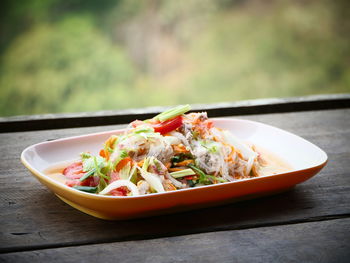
[63,105,264,196]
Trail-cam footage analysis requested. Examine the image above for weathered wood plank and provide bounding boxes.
[1,218,349,263]
[0,94,349,132]
[0,109,349,252]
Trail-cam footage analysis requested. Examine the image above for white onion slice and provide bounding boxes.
[163,136,181,145]
[223,130,257,161]
[169,131,191,148]
[137,167,165,193]
[99,180,139,196]
[246,156,255,176]
[165,173,186,188]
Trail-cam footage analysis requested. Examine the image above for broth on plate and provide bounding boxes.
[253,145,293,176]
[44,160,75,184]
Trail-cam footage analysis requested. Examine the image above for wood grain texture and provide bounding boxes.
[0,109,349,253]
[1,218,349,263]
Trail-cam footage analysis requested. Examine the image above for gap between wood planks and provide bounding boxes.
[1,213,349,254]
[0,94,349,133]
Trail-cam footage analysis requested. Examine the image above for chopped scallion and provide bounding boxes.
[188,164,227,184]
[154,104,191,122]
[170,168,195,178]
[207,175,227,183]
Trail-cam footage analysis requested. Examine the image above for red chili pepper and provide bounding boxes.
[152,116,183,135]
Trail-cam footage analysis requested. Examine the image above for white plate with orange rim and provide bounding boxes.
[21,118,327,220]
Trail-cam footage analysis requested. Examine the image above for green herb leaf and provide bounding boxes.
[187,180,196,187]
[200,140,220,153]
[81,154,104,172]
[134,125,154,134]
[171,155,182,164]
[120,162,131,180]
[97,178,108,193]
[206,175,227,183]
[106,146,113,153]
[79,168,96,181]
[142,156,151,171]
[73,186,97,193]
[81,152,92,159]
[94,156,104,178]
[188,164,212,185]
[112,149,128,169]
[80,153,110,181]
[128,166,138,184]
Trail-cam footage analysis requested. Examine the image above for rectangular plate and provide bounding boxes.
[21,118,327,220]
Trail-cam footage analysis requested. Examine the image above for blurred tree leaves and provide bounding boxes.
[0,16,135,115]
[0,0,349,116]
[185,1,350,102]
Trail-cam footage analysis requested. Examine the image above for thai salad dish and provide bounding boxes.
[60,105,285,196]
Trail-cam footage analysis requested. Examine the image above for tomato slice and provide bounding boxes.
[63,162,100,187]
[152,116,183,135]
[110,186,128,196]
[65,176,100,187]
[62,162,84,179]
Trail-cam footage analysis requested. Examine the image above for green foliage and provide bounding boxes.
[183,1,350,103]
[0,0,349,116]
[0,16,135,115]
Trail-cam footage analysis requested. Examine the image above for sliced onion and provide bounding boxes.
[246,156,255,176]
[165,173,186,188]
[223,130,257,161]
[99,180,139,196]
[169,131,191,148]
[163,135,181,145]
[137,167,165,193]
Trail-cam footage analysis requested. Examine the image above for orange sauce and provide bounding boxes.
[254,145,293,176]
[44,160,75,184]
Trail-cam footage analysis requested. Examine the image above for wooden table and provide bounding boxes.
[1,95,349,262]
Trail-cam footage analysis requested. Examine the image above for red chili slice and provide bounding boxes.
[152,116,183,135]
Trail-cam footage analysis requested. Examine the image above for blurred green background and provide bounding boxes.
[0,0,349,116]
